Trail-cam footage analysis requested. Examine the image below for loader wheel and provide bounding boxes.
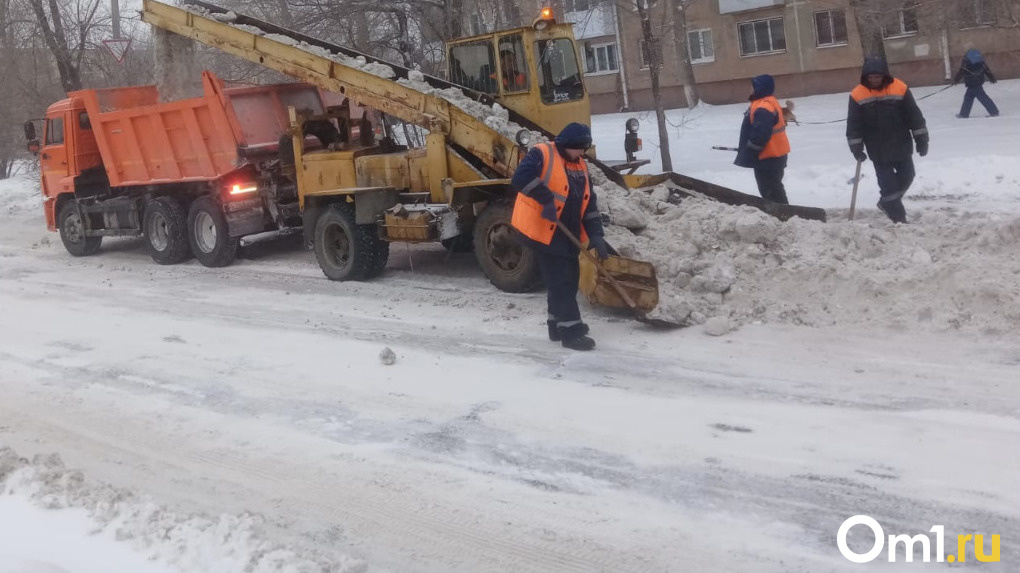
[441,233,474,253]
[473,203,541,293]
[188,196,238,268]
[144,197,191,265]
[360,224,390,279]
[58,201,102,257]
[313,204,385,281]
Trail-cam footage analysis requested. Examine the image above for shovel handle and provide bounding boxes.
[553,219,640,312]
[849,159,863,221]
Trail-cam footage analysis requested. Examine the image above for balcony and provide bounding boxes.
[719,0,785,15]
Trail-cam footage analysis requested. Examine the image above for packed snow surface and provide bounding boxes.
[2,80,1018,571]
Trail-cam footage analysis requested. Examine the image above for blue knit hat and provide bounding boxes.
[555,122,592,150]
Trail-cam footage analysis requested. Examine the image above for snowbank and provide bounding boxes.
[595,178,1020,335]
[0,170,40,217]
[0,447,366,572]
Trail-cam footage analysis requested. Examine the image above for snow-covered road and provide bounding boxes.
[1,203,1018,571]
[2,81,1019,571]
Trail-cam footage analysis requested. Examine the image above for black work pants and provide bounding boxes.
[960,85,999,118]
[537,251,582,328]
[753,156,789,204]
[873,158,915,223]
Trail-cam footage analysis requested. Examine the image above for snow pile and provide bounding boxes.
[0,170,40,217]
[396,76,544,144]
[0,447,367,572]
[596,179,1020,335]
[190,7,541,146]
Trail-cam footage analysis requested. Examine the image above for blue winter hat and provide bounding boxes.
[749,74,775,100]
[555,122,592,149]
[965,49,984,64]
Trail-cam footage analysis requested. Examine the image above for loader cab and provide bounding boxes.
[446,8,590,137]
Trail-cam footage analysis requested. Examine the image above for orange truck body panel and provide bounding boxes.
[40,71,330,230]
[74,74,239,187]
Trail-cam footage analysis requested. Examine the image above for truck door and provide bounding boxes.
[40,114,70,198]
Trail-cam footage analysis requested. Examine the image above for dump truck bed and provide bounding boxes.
[74,71,329,188]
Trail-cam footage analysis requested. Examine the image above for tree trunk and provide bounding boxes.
[28,0,82,93]
[275,0,294,28]
[446,0,463,40]
[850,0,886,59]
[671,0,700,107]
[636,0,673,171]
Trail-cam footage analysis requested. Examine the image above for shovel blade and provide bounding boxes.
[579,253,659,313]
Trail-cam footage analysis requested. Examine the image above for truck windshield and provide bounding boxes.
[534,38,584,104]
[449,42,497,94]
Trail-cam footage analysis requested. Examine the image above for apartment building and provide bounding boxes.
[678,0,1019,105]
[557,0,1019,113]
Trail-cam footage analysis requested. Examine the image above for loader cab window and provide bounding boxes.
[535,38,584,104]
[79,112,92,130]
[449,42,498,94]
[45,117,65,145]
[496,34,529,93]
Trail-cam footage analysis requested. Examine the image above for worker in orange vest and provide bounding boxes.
[493,48,527,91]
[510,123,608,351]
[734,74,791,204]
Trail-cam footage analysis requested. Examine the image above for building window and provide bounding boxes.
[687,29,714,63]
[469,13,485,35]
[585,42,618,74]
[814,10,847,47]
[882,7,918,38]
[959,0,995,27]
[738,17,786,56]
[565,0,591,13]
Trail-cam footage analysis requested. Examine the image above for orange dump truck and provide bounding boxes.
[26,71,357,266]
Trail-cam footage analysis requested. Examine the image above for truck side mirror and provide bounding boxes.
[24,121,36,142]
[27,140,40,154]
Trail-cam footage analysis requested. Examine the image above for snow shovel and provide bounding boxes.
[554,220,679,328]
[849,159,864,221]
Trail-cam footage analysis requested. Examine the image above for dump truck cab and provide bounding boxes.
[32,98,102,230]
[446,9,590,138]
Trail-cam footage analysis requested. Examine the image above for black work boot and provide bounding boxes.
[559,324,595,351]
[877,200,907,224]
[548,320,589,342]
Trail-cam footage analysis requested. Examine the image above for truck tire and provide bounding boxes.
[313,204,386,281]
[360,224,390,279]
[144,197,191,265]
[473,202,541,293]
[187,196,238,268]
[441,233,474,253]
[58,201,102,257]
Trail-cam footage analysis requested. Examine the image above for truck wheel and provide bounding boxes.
[441,233,474,253]
[313,204,383,281]
[188,196,238,268]
[473,203,541,293]
[144,197,191,265]
[58,201,102,257]
[360,224,390,279]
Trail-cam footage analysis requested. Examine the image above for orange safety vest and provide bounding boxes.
[749,96,790,159]
[511,143,591,245]
[850,78,909,105]
[491,71,527,91]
